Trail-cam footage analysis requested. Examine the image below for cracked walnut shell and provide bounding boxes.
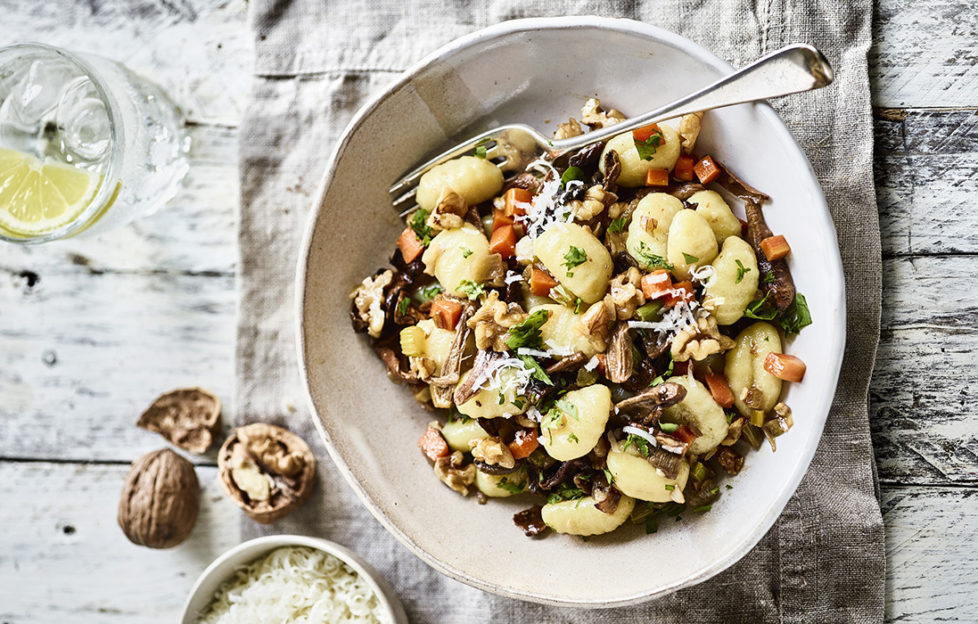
[217,423,316,524]
[117,449,199,549]
[136,387,222,454]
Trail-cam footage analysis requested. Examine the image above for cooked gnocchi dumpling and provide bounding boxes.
[626,193,684,269]
[703,236,759,325]
[689,190,742,245]
[422,225,499,295]
[606,440,690,502]
[542,494,635,536]
[599,124,681,187]
[666,210,719,280]
[725,322,784,417]
[534,223,613,304]
[660,375,729,455]
[416,155,504,212]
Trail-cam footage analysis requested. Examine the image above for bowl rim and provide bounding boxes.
[295,15,846,607]
[179,534,409,623]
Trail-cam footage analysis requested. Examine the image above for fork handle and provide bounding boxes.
[551,44,834,151]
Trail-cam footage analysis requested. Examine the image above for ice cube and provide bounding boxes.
[57,77,110,163]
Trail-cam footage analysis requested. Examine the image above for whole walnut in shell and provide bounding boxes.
[217,423,316,524]
[118,449,199,549]
[137,387,222,454]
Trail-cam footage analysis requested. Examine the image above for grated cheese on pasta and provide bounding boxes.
[198,546,385,624]
[517,158,577,239]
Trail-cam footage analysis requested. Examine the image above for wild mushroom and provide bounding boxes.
[136,387,222,454]
[513,505,549,537]
[614,382,688,413]
[745,199,795,312]
[217,423,316,524]
[429,303,475,408]
[452,349,499,406]
[604,321,634,384]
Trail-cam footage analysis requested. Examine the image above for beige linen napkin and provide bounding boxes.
[238,2,884,621]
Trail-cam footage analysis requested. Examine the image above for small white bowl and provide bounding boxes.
[180,535,409,624]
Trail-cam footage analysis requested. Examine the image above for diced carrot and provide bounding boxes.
[760,235,791,261]
[694,155,721,184]
[632,123,663,143]
[663,281,694,307]
[431,299,463,330]
[673,360,690,376]
[645,167,670,186]
[529,268,558,296]
[492,208,514,232]
[396,227,425,263]
[674,425,698,445]
[640,270,672,299]
[764,353,807,382]
[418,425,450,461]
[489,224,517,259]
[705,372,735,408]
[504,187,532,217]
[674,155,695,181]
[508,429,539,460]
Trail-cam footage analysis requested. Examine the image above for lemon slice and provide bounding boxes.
[0,147,100,236]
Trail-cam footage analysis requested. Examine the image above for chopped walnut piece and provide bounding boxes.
[608,267,646,320]
[350,269,393,338]
[572,184,618,221]
[580,98,626,129]
[467,290,527,351]
[469,437,516,469]
[671,312,736,362]
[553,118,584,140]
[721,417,745,446]
[427,188,467,231]
[678,112,704,154]
[579,301,611,352]
[740,386,765,410]
[434,451,476,495]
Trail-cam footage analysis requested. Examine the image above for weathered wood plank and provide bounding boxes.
[872,0,978,108]
[0,462,239,624]
[0,267,235,463]
[882,486,978,622]
[0,0,250,124]
[875,108,978,256]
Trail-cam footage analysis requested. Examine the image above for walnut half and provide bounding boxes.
[136,387,222,454]
[671,312,735,362]
[434,451,476,495]
[217,423,316,524]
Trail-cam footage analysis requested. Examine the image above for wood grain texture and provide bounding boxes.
[0,462,238,624]
[876,108,978,256]
[871,0,978,108]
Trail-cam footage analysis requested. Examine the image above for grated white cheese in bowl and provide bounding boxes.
[182,536,406,624]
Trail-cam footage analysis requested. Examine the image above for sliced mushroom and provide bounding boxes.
[429,303,475,408]
[715,446,745,475]
[614,382,688,413]
[544,351,587,375]
[375,346,418,383]
[513,505,549,537]
[602,149,622,193]
[452,349,500,406]
[745,199,795,312]
[605,322,634,384]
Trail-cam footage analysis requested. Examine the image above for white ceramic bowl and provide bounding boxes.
[180,535,409,624]
[296,16,845,607]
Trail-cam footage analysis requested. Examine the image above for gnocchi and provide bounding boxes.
[606,440,690,502]
[475,466,528,498]
[599,124,681,187]
[541,494,635,536]
[725,322,784,417]
[441,417,489,452]
[531,304,599,358]
[625,193,684,269]
[455,367,530,420]
[689,190,742,245]
[413,319,458,373]
[534,223,613,303]
[416,155,504,212]
[660,375,729,455]
[422,225,498,295]
[539,384,612,461]
[666,209,719,280]
[702,236,759,325]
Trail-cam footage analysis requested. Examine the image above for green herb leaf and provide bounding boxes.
[420,283,444,301]
[506,309,550,350]
[664,484,675,491]
[555,398,579,420]
[607,217,628,234]
[735,259,751,284]
[603,468,614,484]
[659,422,679,433]
[396,297,410,316]
[637,242,674,271]
[574,297,583,314]
[460,246,473,258]
[682,252,699,264]
[650,355,675,387]
[518,355,553,386]
[562,246,588,277]
[762,271,776,284]
[634,129,664,160]
[743,291,778,320]
[456,280,485,300]
[693,504,712,513]
[568,432,580,444]
[497,392,505,405]
[778,292,813,334]
[546,483,586,504]
[409,209,433,246]
[497,477,525,495]
[474,138,490,159]
[622,433,652,457]
[512,397,526,410]
[560,166,584,187]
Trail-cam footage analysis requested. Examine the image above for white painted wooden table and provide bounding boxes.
[1,2,975,622]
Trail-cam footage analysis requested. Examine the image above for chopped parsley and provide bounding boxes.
[574,297,583,314]
[448,408,470,424]
[560,166,584,187]
[497,392,505,405]
[396,297,410,316]
[568,432,580,444]
[506,309,550,350]
[659,422,679,433]
[474,138,490,159]
[518,354,553,385]
[779,293,813,335]
[761,271,776,284]
[650,356,675,386]
[693,504,712,513]
[562,246,588,277]
[456,280,485,300]
[634,128,665,160]
[542,408,564,431]
[602,468,614,484]
[555,398,579,420]
[607,217,628,234]
[742,291,778,320]
[735,259,751,284]
[409,208,433,245]
[682,252,699,265]
[512,397,526,410]
[460,246,473,258]
[664,484,675,491]
[636,242,675,271]
[622,433,652,457]
[497,477,525,495]
[547,483,586,504]
[420,283,444,301]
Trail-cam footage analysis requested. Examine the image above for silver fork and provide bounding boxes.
[389,43,833,210]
